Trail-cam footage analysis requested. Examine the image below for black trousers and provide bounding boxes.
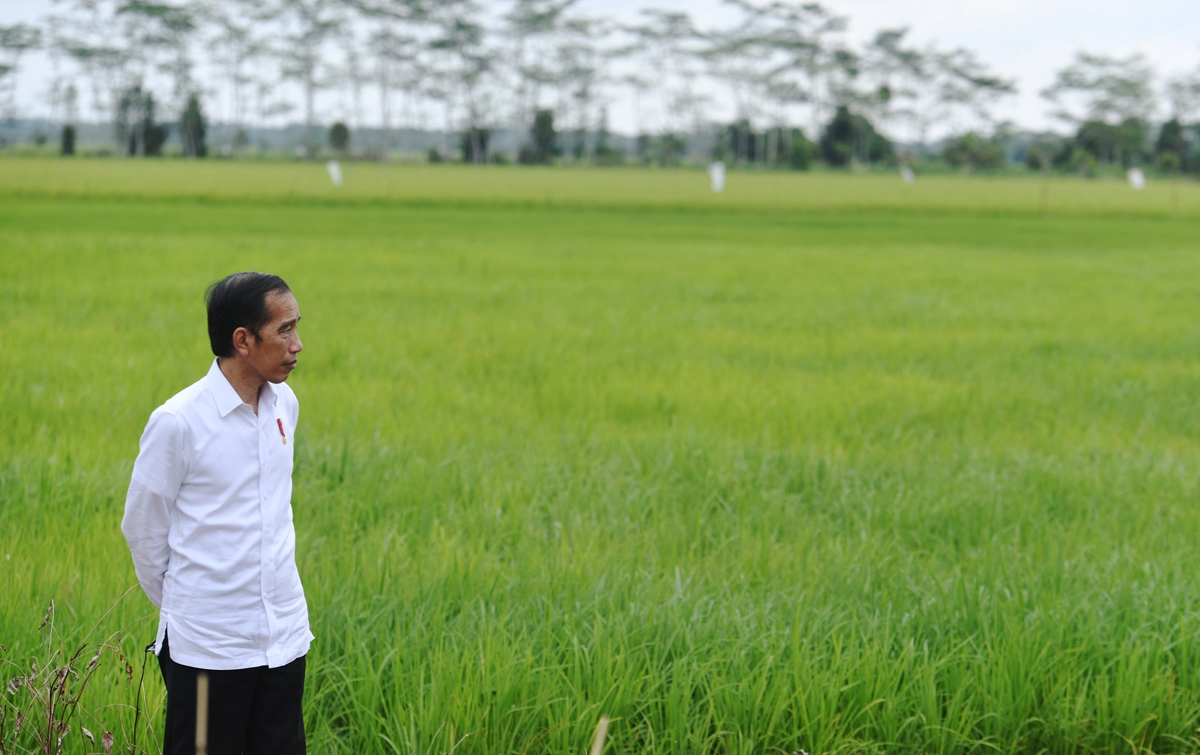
[157,633,307,755]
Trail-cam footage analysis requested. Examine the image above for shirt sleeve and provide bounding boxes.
[121,411,187,608]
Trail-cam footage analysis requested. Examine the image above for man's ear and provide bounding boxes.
[231,326,254,356]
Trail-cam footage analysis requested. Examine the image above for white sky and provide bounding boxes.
[4,0,1199,137]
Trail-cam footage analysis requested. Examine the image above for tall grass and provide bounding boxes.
[3,163,1200,752]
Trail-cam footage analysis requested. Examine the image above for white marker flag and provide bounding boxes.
[707,161,726,193]
[327,160,343,187]
[1127,167,1145,191]
[899,165,915,185]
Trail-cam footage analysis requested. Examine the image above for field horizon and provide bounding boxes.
[3,157,1200,218]
[3,160,1200,754]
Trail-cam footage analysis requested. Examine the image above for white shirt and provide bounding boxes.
[122,359,313,670]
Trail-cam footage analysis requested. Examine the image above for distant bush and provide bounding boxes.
[592,125,623,166]
[635,134,651,164]
[721,119,756,165]
[1155,118,1191,173]
[461,127,490,164]
[942,133,1006,171]
[1054,118,1147,168]
[329,122,350,152]
[116,86,167,157]
[1024,145,1049,171]
[787,129,814,170]
[567,129,587,161]
[652,133,688,166]
[60,125,75,156]
[592,141,623,166]
[1065,146,1098,177]
[713,123,812,170]
[525,110,559,164]
[181,94,207,158]
[630,133,687,166]
[820,106,892,167]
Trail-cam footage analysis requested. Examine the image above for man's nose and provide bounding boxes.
[292,333,303,353]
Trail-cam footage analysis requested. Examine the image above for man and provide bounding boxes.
[122,272,311,755]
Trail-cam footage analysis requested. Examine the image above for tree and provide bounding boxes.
[524,107,557,163]
[426,0,495,164]
[66,46,131,150]
[941,133,1005,171]
[276,0,344,153]
[776,4,851,140]
[0,0,1061,166]
[332,25,368,133]
[46,79,81,137]
[697,7,766,166]
[505,0,578,127]
[61,124,76,155]
[181,93,207,157]
[0,24,42,119]
[1165,68,1200,123]
[704,0,849,151]
[861,28,925,142]
[624,9,705,139]
[592,107,622,165]
[1069,118,1146,166]
[117,85,167,156]
[459,126,488,162]
[820,105,891,167]
[205,0,271,154]
[762,3,848,166]
[113,1,199,116]
[651,132,687,166]
[349,0,429,161]
[329,120,349,151]
[1041,52,1156,126]
[931,47,1015,135]
[49,0,193,153]
[367,26,419,161]
[551,16,610,162]
[723,119,759,165]
[48,0,131,146]
[1156,118,1184,171]
[723,121,813,170]
[788,129,814,170]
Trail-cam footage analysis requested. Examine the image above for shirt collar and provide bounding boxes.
[206,359,279,417]
[262,378,279,409]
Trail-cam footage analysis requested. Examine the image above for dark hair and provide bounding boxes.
[205,272,291,357]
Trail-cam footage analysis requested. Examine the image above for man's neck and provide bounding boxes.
[217,357,265,414]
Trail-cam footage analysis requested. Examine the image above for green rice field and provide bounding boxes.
[3,159,1200,754]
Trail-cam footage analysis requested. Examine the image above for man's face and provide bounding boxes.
[245,290,303,384]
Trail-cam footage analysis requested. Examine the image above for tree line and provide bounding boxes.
[0,0,1198,172]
